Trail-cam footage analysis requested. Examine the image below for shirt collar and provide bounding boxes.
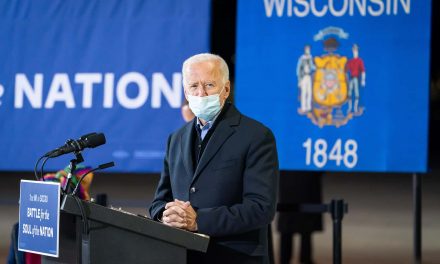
[196,109,221,130]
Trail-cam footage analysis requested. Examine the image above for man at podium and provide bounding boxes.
[149,53,279,263]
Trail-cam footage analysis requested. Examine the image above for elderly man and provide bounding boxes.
[149,53,279,263]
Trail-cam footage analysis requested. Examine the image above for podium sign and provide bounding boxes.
[18,180,61,257]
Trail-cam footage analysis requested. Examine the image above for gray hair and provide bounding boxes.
[182,53,229,85]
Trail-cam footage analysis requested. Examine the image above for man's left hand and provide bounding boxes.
[163,199,198,232]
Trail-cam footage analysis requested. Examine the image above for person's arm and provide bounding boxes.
[360,59,366,86]
[149,135,174,221]
[196,128,279,236]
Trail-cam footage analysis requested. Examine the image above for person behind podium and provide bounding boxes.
[149,53,279,263]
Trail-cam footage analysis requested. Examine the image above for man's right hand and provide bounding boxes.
[162,200,188,228]
[162,199,197,231]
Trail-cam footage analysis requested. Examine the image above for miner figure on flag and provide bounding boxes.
[345,44,366,115]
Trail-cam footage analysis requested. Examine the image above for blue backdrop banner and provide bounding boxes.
[236,0,431,172]
[0,0,211,172]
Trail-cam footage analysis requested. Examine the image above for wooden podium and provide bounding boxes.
[42,195,209,264]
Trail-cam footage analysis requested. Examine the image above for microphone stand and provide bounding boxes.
[60,150,84,214]
[62,150,84,194]
[60,150,89,263]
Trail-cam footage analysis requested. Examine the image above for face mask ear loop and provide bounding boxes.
[218,86,226,107]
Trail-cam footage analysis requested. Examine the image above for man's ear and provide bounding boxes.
[224,81,231,99]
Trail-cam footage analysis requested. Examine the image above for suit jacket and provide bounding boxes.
[149,103,279,258]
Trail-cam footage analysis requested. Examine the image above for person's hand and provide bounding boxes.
[162,199,197,231]
[175,199,198,231]
[162,200,187,228]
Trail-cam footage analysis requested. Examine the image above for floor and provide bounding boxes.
[1,169,439,264]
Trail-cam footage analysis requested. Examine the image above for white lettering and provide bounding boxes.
[116,72,149,109]
[329,0,349,17]
[368,0,385,16]
[310,0,328,17]
[103,73,115,108]
[15,74,43,108]
[263,0,411,17]
[350,0,366,16]
[293,0,309,17]
[22,224,32,234]
[38,195,48,203]
[75,73,102,108]
[45,73,75,108]
[287,0,293,16]
[386,0,391,14]
[264,0,286,17]
[13,72,182,109]
[152,73,182,108]
[395,0,410,14]
[40,226,54,237]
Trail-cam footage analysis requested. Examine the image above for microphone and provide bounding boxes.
[71,162,115,196]
[45,133,106,158]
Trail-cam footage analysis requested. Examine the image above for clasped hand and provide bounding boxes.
[162,199,197,231]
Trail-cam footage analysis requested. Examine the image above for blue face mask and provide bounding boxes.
[187,88,224,121]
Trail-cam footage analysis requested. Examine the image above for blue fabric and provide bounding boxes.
[0,0,211,172]
[235,0,431,172]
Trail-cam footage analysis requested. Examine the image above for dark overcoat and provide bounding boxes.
[149,103,279,260]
